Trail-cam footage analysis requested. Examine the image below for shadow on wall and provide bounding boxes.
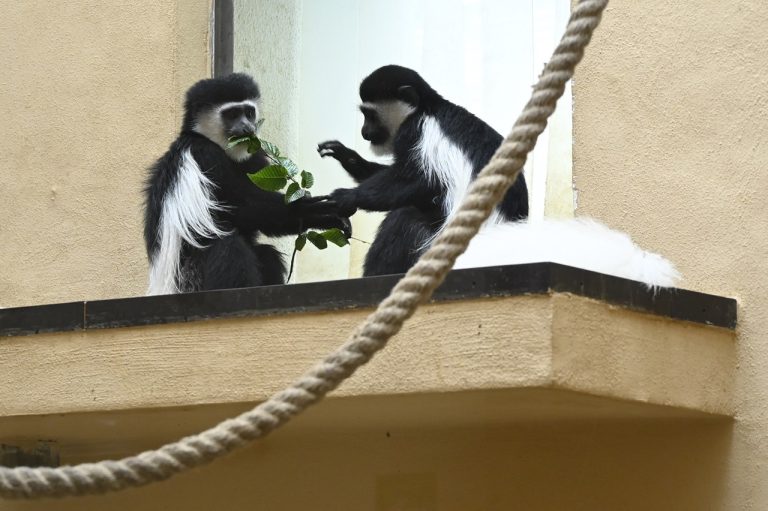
[485,420,734,510]
[23,418,733,511]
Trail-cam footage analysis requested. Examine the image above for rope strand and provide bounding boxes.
[0,0,608,499]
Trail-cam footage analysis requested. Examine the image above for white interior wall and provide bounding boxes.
[234,0,572,283]
[233,0,304,269]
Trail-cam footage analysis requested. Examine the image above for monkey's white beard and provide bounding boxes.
[147,148,230,295]
[453,218,681,289]
[193,99,260,162]
[363,100,416,158]
[370,141,394,157]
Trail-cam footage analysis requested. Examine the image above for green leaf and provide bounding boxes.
[295,233,307,251]
[227,136,251,149]
[250,175,287,191]
[250,164,289,179]
[261,139,281,158]
[301,170,315,189]
[248,164,289,191]
[279,157,300,177]
[256,117,266,130]
[228,134,262,154]
[320,228,349,247]
[306,231,328,250]
[246,137,262,154]
[284,182,307,204]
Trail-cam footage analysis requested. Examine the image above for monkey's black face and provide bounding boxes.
[193,98,261,162]
[222,103,258,138]
[359,101,415,156]
[360,107,389,146]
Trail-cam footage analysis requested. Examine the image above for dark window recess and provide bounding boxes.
[213,0,233,78]
[0,264,737,338]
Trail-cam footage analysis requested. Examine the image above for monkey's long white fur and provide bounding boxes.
[454,218,681,288]
[416,116,502,249]
[147,148,229,295]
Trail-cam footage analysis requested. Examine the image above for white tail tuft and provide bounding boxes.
[454,218,681,289]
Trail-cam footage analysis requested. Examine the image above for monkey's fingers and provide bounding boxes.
[320,201,357,218]
[317,140,345,150]
[339,216,353,239]
[293,198,344,215]
[298,194,331,204]
[314,215,353,237]
[317,140,350,159]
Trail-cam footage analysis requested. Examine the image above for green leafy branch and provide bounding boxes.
[228,135,316,204]
[227,131,350,281]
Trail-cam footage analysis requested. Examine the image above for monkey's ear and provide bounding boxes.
[397,85,419,107]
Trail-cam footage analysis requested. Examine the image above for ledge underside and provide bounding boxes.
[0,293,735,423]
[0,386,728,464]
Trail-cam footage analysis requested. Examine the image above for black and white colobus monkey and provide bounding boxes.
[318,65,528,276]
[144,73,347,294]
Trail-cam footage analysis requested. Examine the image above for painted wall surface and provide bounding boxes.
[0,1,212,307]
[572,0,768,508]
[0,421,731,511]
[0,1,763,510]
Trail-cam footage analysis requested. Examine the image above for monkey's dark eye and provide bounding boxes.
[359,106,377,120]
[221,108,239,120]
[244,106,256,121]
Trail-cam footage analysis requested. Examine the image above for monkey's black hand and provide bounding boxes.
[303,214,352,237]
[290,195,358,221]
[304,196,353,237]
[290,194,341,213]
[318,140,362,171]
[290,195,337,214]
[329,188,359,218]
[339,216,353,239]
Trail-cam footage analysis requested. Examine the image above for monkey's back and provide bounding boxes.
[434,100,529,221]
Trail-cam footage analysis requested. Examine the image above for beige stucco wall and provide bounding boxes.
[0,0,764,510]
[573,0,768,508]
[0,1,212,307]
[0,419,733,511]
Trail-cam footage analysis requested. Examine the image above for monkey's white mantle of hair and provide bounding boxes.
[0,0,609,499]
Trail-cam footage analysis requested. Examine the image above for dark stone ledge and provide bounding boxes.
[0,264,737,338]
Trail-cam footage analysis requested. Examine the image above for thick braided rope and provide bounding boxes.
[0,0,608,499]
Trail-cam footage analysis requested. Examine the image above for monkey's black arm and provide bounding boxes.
[331,170,436,213]
[229,188,347,237]
[317,140,388,183]
[192,142,348,236]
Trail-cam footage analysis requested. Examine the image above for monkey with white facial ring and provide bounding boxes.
[145,73,349,294]
[319,65,528,277]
